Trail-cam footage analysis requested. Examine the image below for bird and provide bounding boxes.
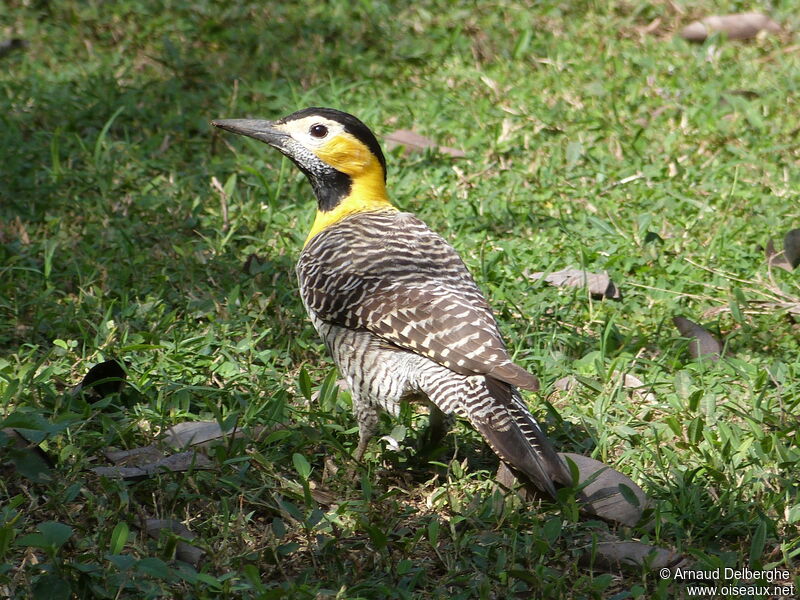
[211,107,571,498]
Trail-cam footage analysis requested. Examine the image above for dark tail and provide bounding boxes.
[466,376,570,499]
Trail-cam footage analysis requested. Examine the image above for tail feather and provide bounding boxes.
[466,377,570,498]
[417,365,569,499]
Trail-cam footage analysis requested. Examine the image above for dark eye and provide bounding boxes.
[309,124,328,138]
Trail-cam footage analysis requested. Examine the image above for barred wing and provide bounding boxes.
[297,211,539,391]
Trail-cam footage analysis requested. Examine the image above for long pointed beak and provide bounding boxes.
[211,119,290,147]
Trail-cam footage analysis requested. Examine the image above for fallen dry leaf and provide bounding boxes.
[616,372,657,403]
[384,130,466,158]
[92,451,213,479]
[553,376,577,392]
[725,89,760,100]
[308,481,338,506]
[638,17,663,36]
[527,268,621,300]
[1,428,53,481]
[104,445,164,466]
[578,532,688,573]
[496,453,649,527]
[143,518,205,567]
[673,317,722,361]
[784,228,800,269]
[73,359,127,401]
[0,38,26,59]
[766,239,794,272]
[162,421,276,449]
[553,373,655,403]
[680,12,781,42]
[163,421,230,448]
[561,452,650,527]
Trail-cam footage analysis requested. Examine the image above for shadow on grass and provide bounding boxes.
[1,0,424,355]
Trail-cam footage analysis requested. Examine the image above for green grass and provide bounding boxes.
[1,0,799,598]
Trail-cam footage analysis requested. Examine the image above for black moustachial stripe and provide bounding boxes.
[303,162,353,213]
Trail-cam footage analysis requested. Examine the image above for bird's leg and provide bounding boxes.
[353,435,370,462]
[352,399,379,462]
[427,404,452,444]
[416,403,452,458]
[345,401,380,483]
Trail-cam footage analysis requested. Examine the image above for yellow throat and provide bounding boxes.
[304,133,397,245]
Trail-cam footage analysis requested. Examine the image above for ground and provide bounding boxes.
[1,1,798,598]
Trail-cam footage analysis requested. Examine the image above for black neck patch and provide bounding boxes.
[280,107,387,182]
[307,165,353,212]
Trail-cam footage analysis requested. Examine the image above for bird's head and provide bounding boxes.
[212,107,388,214]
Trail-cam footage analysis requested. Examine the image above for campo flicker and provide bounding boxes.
[212,108,571,497]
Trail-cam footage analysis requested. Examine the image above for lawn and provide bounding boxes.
[1,1,798,598]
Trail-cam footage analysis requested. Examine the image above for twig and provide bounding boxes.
[210,176,229,231]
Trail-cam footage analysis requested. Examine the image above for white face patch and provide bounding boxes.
[274,116,346,150]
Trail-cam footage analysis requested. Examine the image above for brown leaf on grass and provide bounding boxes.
[104,445,164,466]
[680,13,781,43]
[0,216,31,245]
[384,130,466,158]
[73,359,127,401]
[496,453,649,527]
[561,453,650,527]
[528,268,621,300]
[91,451,213,479]
[0,38,27,58]
[766,239,794,272]
[725,89,760,100]
[143,519,205,567]
[1,428,54,480]
[673,317,722,361]
[162,421,277,449]
[617,372,657,403]
[784,228,800,269]
[637,17,663,37]
[308,481,338,506]
[553,373,655,402]
[163,422,230,448]
[578,532,688,573]
[553,376,577,391]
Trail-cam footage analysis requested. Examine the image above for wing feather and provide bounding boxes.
[297,211,539,390]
